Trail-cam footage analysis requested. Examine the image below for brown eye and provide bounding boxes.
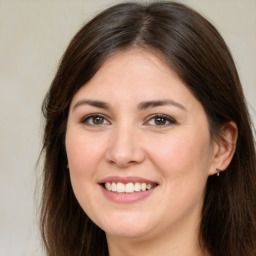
[82,114,110,126]
[154,117,167,125]
[93,116,104,124]
[146,114,176,127]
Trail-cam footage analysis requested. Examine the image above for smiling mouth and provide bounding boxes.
[102,182,158,193]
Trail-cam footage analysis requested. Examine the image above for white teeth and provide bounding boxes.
[116,182,125,193]
[146,183,152,190]
[104,182,156,193]
[125,183,134,193]
[134,183,141,192]
[112,182,117,192]
[141,183,147,191]
[105,182,111,191]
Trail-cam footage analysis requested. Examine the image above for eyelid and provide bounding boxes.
[80,113,111,125]
[144,113,177,127]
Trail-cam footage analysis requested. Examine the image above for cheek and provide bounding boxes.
[65,131,105,175]
[149,131,212,180]
[150,133,211,215]
[65,131,108,209]
[65,131,103,213]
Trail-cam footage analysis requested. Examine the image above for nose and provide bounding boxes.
[105,125,146,168]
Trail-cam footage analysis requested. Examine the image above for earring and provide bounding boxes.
[216,168,222,176]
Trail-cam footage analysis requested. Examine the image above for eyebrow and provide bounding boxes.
[72,99,186,112]
[138,99,186,111]
[72,100,111,112]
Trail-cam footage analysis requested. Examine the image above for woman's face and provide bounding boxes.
[65,49,218,241]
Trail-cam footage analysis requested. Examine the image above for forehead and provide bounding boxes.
[72,49,191,101]
[96,49,176,81]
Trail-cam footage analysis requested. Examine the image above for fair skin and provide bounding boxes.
[65,49,237,256]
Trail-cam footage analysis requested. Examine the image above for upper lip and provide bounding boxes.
[98,176,158,184]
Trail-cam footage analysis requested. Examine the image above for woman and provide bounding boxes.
[40,2,256,256]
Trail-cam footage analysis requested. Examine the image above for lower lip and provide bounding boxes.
[100,186,157,203]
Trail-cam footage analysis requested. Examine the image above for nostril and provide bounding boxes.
[105,148,146,168]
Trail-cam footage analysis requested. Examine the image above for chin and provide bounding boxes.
[105,226,153,240]
[96,212,155,239]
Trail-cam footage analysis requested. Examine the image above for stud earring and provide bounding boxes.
[216,168,222,176]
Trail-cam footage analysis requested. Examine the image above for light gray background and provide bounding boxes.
[0,0,255,255]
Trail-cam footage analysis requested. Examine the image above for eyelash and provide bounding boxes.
[145,114,177,127]
[80,113,177,127]
[81,113,110,126]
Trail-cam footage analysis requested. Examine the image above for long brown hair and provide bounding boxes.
[40,2,256,256]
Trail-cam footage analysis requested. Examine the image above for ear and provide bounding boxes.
[208,122,238,176]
